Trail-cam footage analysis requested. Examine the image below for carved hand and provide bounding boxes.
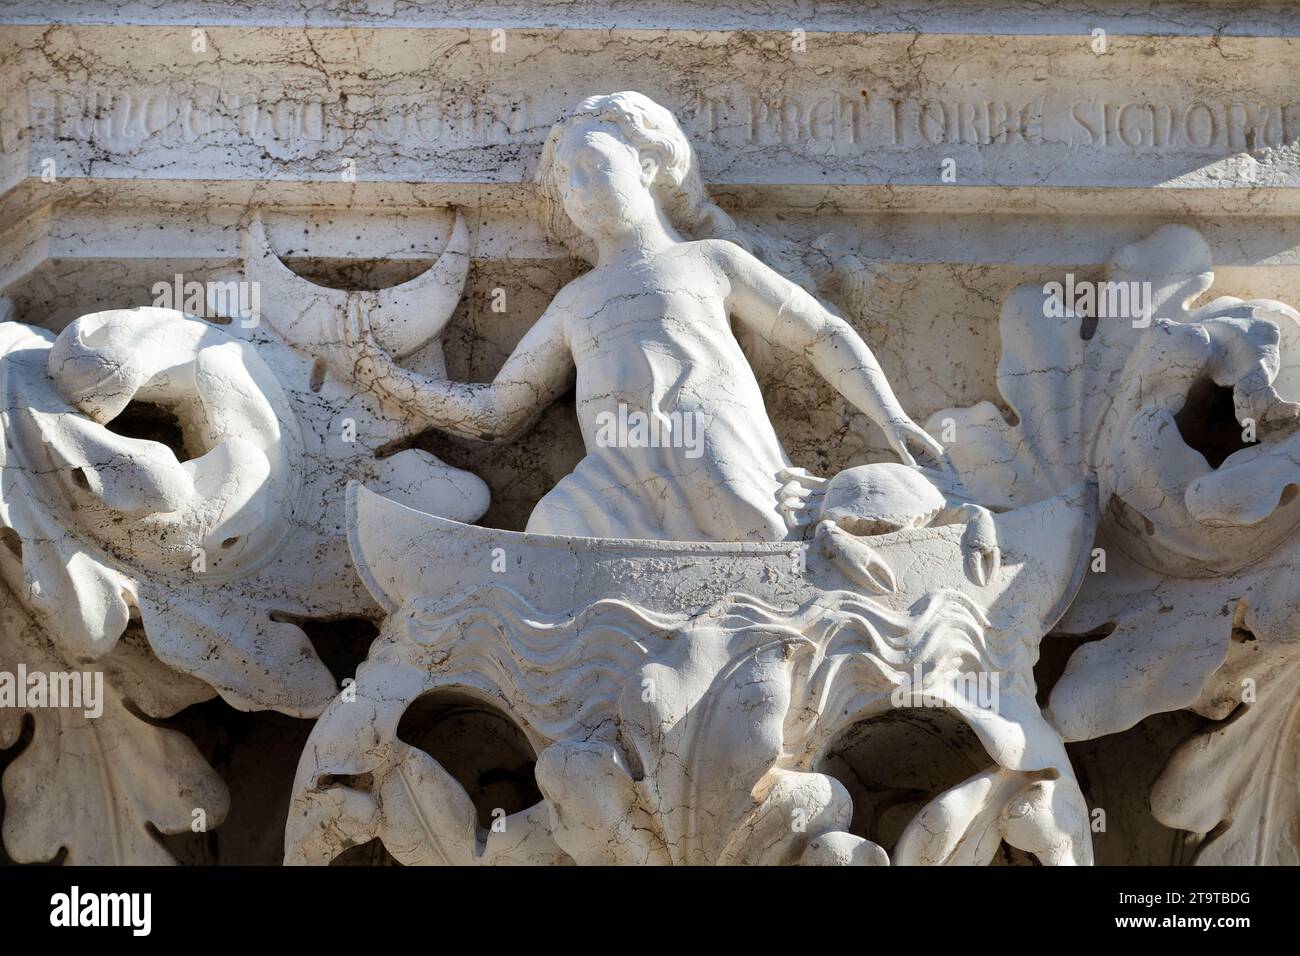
[334,297,395,391]
[885,416,951,473]
[776,466,828,532]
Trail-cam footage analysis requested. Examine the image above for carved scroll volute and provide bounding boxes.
[0,307,320,864]
[0,306,338,695]
[45,307,302,577]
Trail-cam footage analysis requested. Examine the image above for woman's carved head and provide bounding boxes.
[536,92,736,260]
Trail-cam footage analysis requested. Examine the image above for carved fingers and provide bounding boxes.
[332,297,391,389]
[776,467,826,531]
[889,418,952,474]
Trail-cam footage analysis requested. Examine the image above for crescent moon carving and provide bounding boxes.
[243,208,470,360]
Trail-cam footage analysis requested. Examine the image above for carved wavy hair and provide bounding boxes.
[535,91,817,292]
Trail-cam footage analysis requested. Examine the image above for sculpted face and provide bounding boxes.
[555,120,658,239]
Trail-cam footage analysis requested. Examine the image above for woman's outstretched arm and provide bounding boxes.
[712,240,948,469]
[334,297,575,442]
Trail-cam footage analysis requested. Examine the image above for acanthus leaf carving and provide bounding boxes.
[932,223,1300,863]
[5,75,1300,871]
[0,240,487,861]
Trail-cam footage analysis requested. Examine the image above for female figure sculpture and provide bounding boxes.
[333,91,944,541]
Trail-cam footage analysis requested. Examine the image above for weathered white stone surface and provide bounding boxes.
[1,1,1299,867]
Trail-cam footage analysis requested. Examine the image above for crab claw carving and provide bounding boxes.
[960,506,1001,587]
[816,519,898,594]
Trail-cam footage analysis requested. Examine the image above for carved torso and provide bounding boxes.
[531,241,793,541]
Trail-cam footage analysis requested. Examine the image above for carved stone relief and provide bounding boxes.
[2,3,1299,871]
